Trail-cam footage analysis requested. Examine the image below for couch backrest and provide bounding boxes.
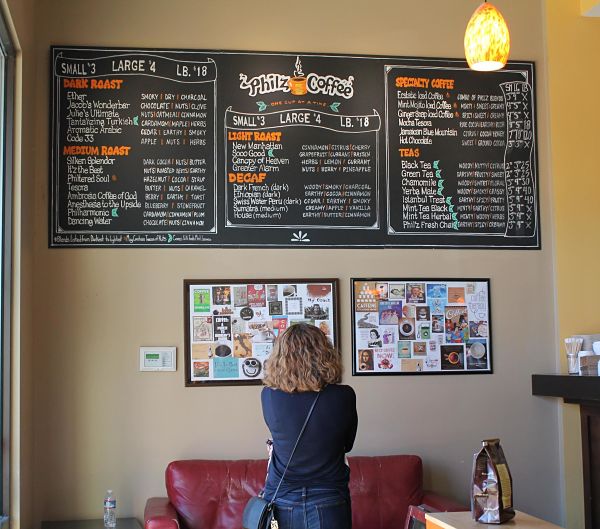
[348,456,423,529]
[166,455,423,529]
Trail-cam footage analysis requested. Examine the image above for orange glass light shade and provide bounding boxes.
[464,1,510,72]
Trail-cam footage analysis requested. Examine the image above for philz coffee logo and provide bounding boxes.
[239,56,354,99]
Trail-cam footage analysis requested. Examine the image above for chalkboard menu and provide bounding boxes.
[51,47,539,248]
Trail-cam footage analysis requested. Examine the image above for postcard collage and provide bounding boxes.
[352,279,491,374]
[186,281,337,384]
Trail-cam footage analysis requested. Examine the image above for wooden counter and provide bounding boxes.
[531,374,600,404]
[425,511,563,529]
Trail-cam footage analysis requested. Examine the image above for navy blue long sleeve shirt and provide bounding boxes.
[261,384,358,496]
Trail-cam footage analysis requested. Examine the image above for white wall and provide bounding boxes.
[29,0,562,527]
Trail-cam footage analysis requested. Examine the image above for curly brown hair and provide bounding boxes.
[263,323,342,392]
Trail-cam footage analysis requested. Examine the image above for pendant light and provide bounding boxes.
[464,1,510,72]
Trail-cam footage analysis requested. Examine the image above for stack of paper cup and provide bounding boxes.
[593,342,600,376]
[573,334,600,351]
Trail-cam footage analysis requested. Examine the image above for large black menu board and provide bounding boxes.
[51,47,539,248]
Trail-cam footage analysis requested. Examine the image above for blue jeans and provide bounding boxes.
[266,487,351,529]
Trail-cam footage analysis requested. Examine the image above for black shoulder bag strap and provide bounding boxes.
[269,391,321,506]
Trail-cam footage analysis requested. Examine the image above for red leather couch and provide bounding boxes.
[144,456,465,529]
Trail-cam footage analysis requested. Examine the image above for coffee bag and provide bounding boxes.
[471,438,515,524]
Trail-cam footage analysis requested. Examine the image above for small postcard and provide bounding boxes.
[445,306,469,343]
[233,286,248,307]
[193,316,213,342]
[247,284,266,307]
[193,361,210,378]
[357,349,374,371]
[406,283,426,304]
[355,281,378,312]
[212,286,231,305]
[379,301,403,325]
[193,288,211,313]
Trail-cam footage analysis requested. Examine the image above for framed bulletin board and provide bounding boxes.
[184,279,339,386]
[351,278,492,375]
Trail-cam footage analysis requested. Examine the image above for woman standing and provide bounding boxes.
[261,323,358,529]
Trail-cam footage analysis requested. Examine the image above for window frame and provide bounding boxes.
[0,7,15,523]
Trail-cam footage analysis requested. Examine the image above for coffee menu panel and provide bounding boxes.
[385,65,536,243]
[51,47,539,248]
[224,108,380,230]
[52,50,218,245]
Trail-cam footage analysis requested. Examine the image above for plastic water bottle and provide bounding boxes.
[103,489,116,528]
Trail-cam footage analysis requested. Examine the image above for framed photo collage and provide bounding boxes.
[184,279,339,386]
[184,278,492,386]
[352,278,492,375]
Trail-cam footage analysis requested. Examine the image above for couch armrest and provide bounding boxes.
[422,490,467,512]
[144,497,180,529]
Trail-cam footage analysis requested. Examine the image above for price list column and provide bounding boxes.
[51,49,217,246]
[500,80,536,237]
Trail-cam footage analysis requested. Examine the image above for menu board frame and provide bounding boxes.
[184,278,339,386]
[351,278,492,376]
[51,45,540,249]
